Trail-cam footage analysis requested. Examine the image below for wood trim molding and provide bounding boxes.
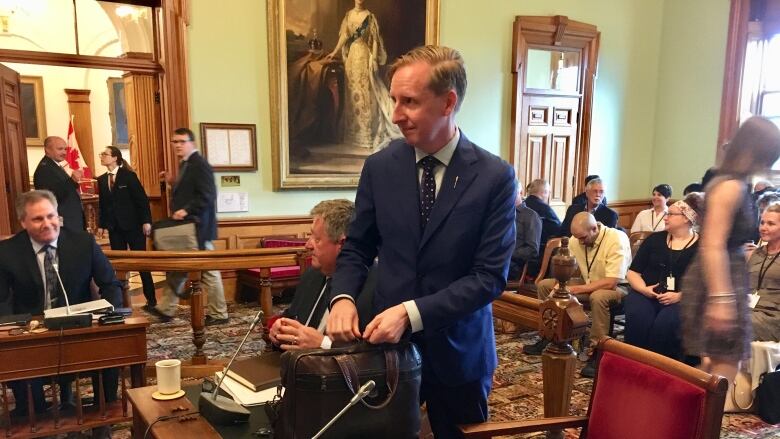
[0,49,160,73]
[717,0,751,161]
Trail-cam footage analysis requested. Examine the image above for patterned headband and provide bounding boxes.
[671,200,697,226]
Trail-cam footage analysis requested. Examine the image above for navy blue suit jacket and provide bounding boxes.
[0,228,123,315]
[33,156,85,231]
[331,133,516,385]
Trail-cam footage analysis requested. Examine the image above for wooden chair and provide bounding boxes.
[460,337,728,439]
[236,235,309,302]
[629,231,653,257]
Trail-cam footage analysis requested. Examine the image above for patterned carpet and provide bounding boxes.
[14,300,779,438]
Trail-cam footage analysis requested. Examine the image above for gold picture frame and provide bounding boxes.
[20,76,47,147]
[268,0,440,190]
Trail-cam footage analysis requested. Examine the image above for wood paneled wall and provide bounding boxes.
[610,199,652,230]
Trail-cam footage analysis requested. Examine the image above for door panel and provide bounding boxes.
[519,94,579,208]
[0,64,30,235]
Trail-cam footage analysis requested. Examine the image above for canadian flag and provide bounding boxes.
[64,117,92,179]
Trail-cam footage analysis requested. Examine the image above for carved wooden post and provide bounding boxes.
[258,267,272,324]
[189,271,206,365]
[538,237,588,439]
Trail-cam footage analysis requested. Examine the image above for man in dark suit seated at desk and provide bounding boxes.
[268,199,376,350]
[0,190,122,437]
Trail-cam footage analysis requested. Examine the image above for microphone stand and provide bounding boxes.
[311,380,376,439]
[51,263,72,315]
[199,310,263,425]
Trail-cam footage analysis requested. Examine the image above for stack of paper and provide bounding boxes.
[215,372,283,406]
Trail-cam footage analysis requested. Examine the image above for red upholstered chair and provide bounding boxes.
[236,236,310,302]
[459,337,728,439]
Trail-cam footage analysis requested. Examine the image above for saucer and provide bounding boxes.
[152,389,186,401]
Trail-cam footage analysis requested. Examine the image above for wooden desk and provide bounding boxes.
[127,386,220,439]
[128,385,274,439]
[0,316,149,438]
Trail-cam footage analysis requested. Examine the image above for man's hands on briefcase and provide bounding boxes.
[328,300,410,344]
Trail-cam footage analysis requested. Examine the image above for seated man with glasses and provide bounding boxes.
[523,212,631,378]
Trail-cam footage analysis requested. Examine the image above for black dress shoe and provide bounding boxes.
[581,357,597,378]
[522,338,550,356]
[205,316,229,326]
[146,306,173,323]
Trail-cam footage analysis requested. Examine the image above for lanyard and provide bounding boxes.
[757,251,780,291]
[585,231,604,279]
[666,232,696,275]
[652,210,666,231]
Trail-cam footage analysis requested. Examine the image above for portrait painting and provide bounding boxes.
[268,0,440,189]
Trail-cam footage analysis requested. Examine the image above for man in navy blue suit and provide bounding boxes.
[327,46,516,438]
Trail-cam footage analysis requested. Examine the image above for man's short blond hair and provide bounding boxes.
[16,190,57,221]
[310,199,355,242]
[388,45,467,112]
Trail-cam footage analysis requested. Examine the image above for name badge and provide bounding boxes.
[666,276,676,292]
[749,292,760,309]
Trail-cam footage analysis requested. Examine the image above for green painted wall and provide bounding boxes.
[651,0,730,195]
[187,0,730,215]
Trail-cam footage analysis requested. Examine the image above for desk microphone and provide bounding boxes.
[198,309,263,425]
[311,380,376,439]
[51,263,72,315]
[44,263,91,330]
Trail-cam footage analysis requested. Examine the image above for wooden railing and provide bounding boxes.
[105,247,307,367]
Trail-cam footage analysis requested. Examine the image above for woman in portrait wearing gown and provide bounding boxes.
[327,0,401,150]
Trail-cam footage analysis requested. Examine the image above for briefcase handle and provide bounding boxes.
[334,348,399,410]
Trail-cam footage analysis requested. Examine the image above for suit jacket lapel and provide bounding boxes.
[419,136,478,250]
[21,233,45,296]
[45,156,69,180]
[392,144,422,246]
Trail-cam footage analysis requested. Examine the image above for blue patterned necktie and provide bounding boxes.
[42,245,61,309]
[419,155,440,227]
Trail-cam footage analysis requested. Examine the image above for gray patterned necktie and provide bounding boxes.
[419,155,440,227]
[42,245,61,309]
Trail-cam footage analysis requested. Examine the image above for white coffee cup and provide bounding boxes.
[155,359,181,395]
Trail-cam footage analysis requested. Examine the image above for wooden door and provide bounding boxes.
[519,94,579,209]
[509,16,600,208]
[0,64,29,235]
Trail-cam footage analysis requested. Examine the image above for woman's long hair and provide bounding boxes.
[106,146,134,173]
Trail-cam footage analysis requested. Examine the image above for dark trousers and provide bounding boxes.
[624,289,683,360]
[9,369,118,415]
[420,371,491,439]
[109,227,156,306]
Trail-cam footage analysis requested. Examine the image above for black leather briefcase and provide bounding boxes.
[273,341,422,439]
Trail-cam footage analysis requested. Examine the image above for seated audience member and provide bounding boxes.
[758,191,780,215]
[572,174,608,206]
[268,199,375,350]
[0,190,121,438]
[509,185,542,280]
[524,179,561,275]
[559,178,619,237]
[624,193,703,361]
[683,183,703,195]
[748,203,780,341]
[524,212,631,378]
[630,184,672,233]
[753,179,775,202]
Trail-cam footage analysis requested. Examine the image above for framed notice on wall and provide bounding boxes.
[200,123,258,171]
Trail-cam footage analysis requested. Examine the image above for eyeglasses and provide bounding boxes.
[99,152,112,157]
[666,212,686,216]
[171,140,190,144]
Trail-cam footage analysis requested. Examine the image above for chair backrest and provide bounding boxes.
[586,337,727,439]
[628,231,653,258]
[534,238,563,284]
[259,235,308,249]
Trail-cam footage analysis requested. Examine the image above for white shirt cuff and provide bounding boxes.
[402,300,423,333]
[330,294,355,307]
[320,335,332,349]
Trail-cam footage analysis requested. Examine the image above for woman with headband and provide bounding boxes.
[624,193,704,361]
